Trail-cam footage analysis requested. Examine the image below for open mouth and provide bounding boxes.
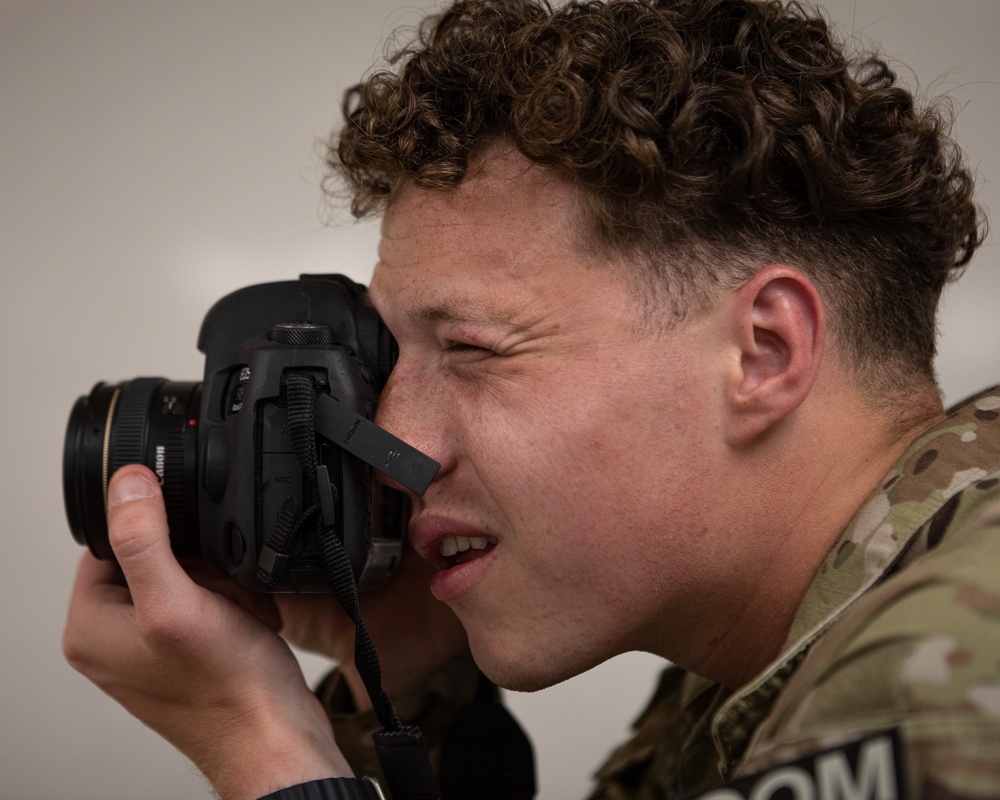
[438,534,498,567]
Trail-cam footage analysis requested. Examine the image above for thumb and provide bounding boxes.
[106,464,192,610]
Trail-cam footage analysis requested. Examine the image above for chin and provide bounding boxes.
[468,633,604,693]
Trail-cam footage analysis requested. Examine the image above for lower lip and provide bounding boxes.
[429,547,498,602]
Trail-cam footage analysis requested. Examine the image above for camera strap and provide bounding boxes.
[275,371,441,800]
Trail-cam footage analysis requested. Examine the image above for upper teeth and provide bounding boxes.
[439,535,494,557]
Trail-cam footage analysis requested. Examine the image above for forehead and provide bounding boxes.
[386,150,583,247]
[370,149,606,309]
[371,145,632,306]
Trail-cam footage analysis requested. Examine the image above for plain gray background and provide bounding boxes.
[2,2,998,798]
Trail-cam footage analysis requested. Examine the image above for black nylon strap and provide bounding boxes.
[318,506,402,732]
[283,371,441,800]
[257,496,301,589]
[284,372,400,730]
[286,372,319,482]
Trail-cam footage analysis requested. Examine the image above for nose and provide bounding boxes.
[374,360,452,494]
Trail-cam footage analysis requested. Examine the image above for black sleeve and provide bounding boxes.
[317,656,536,799]
[257,777,381,800]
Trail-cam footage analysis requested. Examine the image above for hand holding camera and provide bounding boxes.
[64,464,354,800]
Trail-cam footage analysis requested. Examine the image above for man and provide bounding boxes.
[64,0,999,798]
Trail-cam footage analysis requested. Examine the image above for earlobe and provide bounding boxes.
[725,265,826,446]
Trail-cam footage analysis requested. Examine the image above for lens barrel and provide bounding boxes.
[63,379,201,560]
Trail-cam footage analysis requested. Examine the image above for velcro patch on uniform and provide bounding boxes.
[683,729,906,800]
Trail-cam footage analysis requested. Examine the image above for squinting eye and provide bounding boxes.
[446,341,493,355]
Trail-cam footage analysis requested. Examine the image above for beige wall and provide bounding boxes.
[2,2,997,797]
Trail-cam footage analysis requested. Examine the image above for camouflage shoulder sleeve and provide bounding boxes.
[741,477,1000,798]
[590,668,728,800]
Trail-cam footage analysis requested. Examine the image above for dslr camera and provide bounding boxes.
[63,274,438,592]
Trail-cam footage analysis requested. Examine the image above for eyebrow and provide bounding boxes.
[413,301,512,327]
[416,304,462,322]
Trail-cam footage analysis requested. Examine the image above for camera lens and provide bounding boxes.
[63,378,201,560]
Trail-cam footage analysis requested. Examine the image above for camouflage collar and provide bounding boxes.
[704,385,1000,776]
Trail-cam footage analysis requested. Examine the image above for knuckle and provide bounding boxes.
[62,625,94,674]
[108,512,159,562]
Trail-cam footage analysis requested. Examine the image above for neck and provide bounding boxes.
[678,377,943,690]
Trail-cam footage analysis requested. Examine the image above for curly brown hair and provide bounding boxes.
[328,0,985,392]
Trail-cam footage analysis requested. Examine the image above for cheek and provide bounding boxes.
[470,358,717,568]
[470,393,669,549]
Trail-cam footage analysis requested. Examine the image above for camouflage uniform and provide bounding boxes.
[323,388,1000,798]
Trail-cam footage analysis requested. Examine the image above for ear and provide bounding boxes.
[724,265,826,446]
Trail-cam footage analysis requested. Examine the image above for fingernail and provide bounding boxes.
[109,473,156,506]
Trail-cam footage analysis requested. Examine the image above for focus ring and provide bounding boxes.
[162,425,187,530]
[110,378,162,474]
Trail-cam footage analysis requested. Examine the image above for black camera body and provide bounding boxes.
[64,274,437,592]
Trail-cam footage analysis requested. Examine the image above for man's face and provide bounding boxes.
[369,150,729,691]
